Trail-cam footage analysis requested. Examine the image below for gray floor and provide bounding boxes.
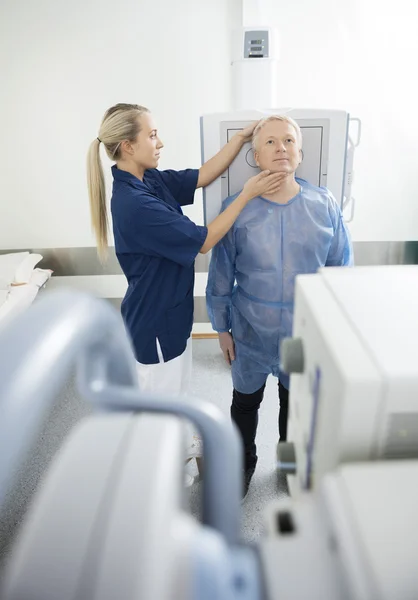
[186,339,288,543]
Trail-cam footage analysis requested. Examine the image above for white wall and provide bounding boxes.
[1,0,418,248]
[265,0,418,241]
[0,0,238,249]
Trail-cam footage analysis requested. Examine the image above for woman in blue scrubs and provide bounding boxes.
[86,103,284,469]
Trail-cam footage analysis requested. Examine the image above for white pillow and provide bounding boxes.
[0,283,40,330]
[0,252,30,290]
[14,253,43,284]
[29,268,52,288]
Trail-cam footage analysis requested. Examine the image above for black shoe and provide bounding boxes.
[242,465,256,500]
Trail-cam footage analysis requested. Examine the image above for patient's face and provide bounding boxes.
[254,121,301,175]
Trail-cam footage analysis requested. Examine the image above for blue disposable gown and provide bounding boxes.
[206,178,354,393]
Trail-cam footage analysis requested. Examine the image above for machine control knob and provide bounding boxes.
[280,338,304,374]
[277,442,297,475]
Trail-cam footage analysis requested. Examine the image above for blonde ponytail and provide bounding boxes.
[86,103,149,261]
[87,138,108,261]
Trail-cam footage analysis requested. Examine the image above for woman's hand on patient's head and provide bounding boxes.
[218,332,235,366]
[237,121,260,143]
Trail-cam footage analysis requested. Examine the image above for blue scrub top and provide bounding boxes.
[111,165,208,364]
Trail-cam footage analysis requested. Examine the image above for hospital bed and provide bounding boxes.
[0,252,52,329]
[1,268,418,599]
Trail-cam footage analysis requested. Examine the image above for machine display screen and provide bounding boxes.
[244,31,269,58]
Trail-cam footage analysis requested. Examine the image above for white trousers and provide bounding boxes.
[136,338,192,396]
[136,338,200,454]
[136,339,201,483]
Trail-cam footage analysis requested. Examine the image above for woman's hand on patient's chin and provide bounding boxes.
[218,332,235,366]
[243,170,286,201]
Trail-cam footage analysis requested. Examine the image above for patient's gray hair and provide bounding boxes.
[252,115,302,150]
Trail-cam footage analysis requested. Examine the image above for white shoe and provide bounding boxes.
[185,473,195,487]
[186,435,203,460]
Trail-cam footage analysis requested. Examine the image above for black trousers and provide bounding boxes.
[231,382,289,471]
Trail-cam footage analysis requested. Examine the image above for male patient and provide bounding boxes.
[206,115,353,498]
